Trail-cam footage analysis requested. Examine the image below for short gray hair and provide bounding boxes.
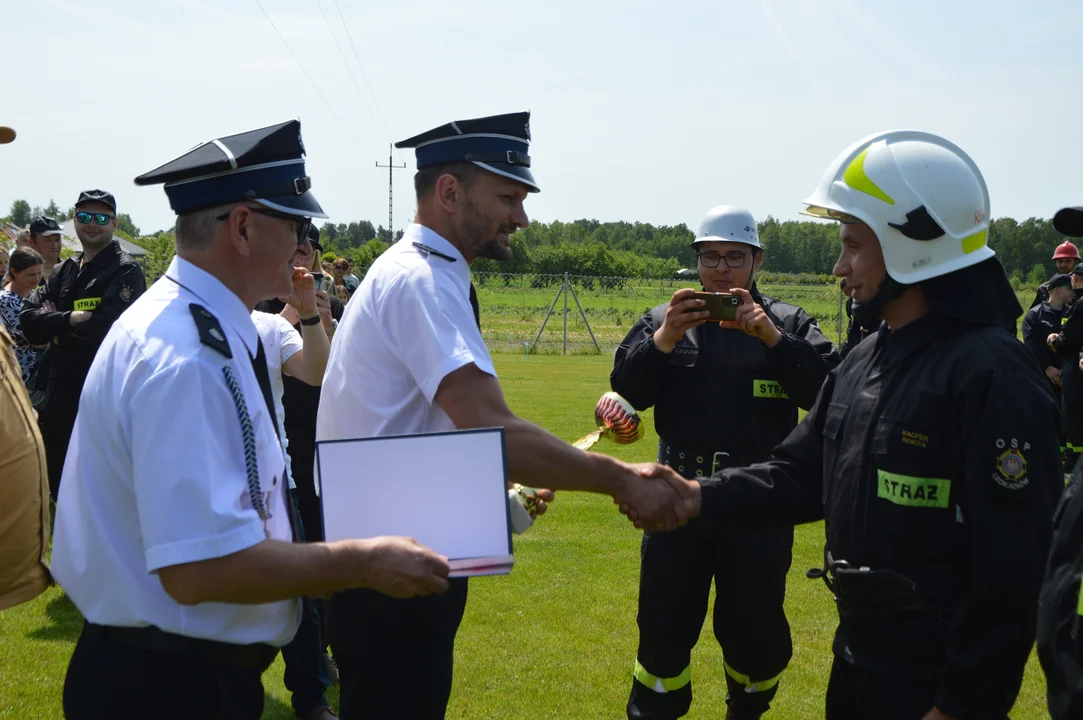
[174,203,236,252]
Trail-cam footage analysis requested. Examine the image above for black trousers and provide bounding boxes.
[327,578,469,720]
[63,624,272,720]
[39,378,83,501]
[628,525,794,719]
[824,654,940,720]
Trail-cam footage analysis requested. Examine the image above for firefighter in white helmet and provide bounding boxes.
[634,131,1062,719]
[612,205,839,719]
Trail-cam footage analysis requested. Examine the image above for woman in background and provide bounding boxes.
[0,247,46,383]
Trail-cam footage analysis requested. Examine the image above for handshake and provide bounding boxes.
[607,458,703,532]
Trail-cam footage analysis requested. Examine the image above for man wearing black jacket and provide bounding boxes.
[20,190,145,499]
[614,205,839,720]
[634,131,1061,720]
[1038,205,1083,720]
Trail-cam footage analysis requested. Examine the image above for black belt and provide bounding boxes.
[82,622,279,672]
[806,551,924,617]
[657,439,759,479]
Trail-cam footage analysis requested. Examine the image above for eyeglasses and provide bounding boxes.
[697,251,753,269]
[216,206,312,244]
[75,211,115,226]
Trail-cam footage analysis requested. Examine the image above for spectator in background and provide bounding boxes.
[21,190,146,501]
[27,217,63,280]
[333,284,351,305]
[0,245,8,284]
[344,259,360,289]
[14,230,30,249]
[0,247,46,384]
[331,257,356,296]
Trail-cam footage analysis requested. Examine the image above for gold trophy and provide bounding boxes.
[573,391,645,451]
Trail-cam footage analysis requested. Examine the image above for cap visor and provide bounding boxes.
[42,230,63,236]
[472,161,540,193]
[1054,207,1083,237]
[255,191,328,219]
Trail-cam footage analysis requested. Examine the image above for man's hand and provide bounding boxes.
[920,708,957,720]
[356,536,451,599]
[615,463,702,530]
[69,310,92,327]
[1048,332,1060,348]
[281,267,318,320]
[43,300,57,313]
[315,290,333,331]
[533,488,555,518]
[1048,366,1063,386]
[604,459,699,532]
[653,288,709,353]
[718,287,781,348]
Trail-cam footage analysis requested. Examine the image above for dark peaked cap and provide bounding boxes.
[133,119,327,218]
[395,111,540,192]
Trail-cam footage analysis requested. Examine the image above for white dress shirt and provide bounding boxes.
[316,223,496,448]
[252,309,303,488]
[51,256,300,647]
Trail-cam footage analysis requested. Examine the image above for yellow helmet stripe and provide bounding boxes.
[843,148,895,206]
[962,229,988,254]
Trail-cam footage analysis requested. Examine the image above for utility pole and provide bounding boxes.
[376,143,406,238]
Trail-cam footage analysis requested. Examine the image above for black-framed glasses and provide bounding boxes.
[697,251,753,269]
[75,211,114,226]
[216,206,312,244]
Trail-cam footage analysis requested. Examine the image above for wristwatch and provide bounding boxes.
[299,314,321,326]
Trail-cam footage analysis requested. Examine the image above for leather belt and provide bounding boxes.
[657,439,757,479]
[82,622,279,672]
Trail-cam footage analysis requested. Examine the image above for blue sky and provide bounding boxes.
[2,0,1080,235]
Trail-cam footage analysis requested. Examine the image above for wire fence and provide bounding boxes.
[472,272,846,355]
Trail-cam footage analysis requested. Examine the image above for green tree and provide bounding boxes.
[44,199,62,219]
[9,199,30,226]
[118,213,141,238]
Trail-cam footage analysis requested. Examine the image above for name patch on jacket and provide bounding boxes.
[877,471,950,509]
[753,379,789,399]
[73,297,101,311]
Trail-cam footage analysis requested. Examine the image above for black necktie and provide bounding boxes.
[251,338,302,542]
[469,283,481,330]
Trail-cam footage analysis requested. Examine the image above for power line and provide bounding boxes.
[314,0,386,144]
[253,0,376,162]
[332,0,401,158]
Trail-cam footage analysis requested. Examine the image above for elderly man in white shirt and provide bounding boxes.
[317,111,693,720]
[51,120,450,720]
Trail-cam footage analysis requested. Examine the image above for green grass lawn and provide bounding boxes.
[0,355,1050,718]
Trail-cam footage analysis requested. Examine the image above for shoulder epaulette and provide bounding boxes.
[189,303,232,359]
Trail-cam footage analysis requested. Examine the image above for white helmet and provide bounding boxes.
[691,205,760,250]
[801,130,993,285]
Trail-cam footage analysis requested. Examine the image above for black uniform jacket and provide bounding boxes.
[20,241,146,382]
[694,311,1062,717]
[611,287,839,460]
[1022,301,1065,373]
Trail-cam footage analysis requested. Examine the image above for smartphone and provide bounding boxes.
[310,272,324,287]
[693,292,741,322]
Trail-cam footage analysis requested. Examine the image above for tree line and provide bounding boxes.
[6,198,1076,286]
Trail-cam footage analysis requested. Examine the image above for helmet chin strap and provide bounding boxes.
[850,275,908,329]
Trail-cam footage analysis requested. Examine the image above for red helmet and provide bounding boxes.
[1053,241,1081,260]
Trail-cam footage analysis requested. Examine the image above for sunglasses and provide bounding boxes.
[75,211,115,226]
[216,206,312,244]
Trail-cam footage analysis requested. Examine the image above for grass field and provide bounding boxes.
[473,276,1034,354]
[0,355,1050,718]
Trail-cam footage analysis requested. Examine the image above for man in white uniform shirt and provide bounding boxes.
[51,120,450,720]
[317,111,694,720]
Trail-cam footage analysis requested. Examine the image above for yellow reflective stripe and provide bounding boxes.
[961,229,987,255]
[843,148,895,205]
[73,297,101,311]
[723,660,782,693]
[633,660,691,694]
[752,379,789,399]
[877,471,951,509]
[1078,574,1083,616]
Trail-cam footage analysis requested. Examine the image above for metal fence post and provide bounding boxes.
[563,272,569,355]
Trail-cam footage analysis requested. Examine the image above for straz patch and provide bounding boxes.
[877,471,950,509]
[994,438,1030,490]
[73,297,101,311]
[753,379,789,399]
[119,284,133,302]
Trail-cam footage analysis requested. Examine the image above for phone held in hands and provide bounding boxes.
[692,292,741,322]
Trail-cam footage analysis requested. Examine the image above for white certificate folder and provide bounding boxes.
[316,428,514,578]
